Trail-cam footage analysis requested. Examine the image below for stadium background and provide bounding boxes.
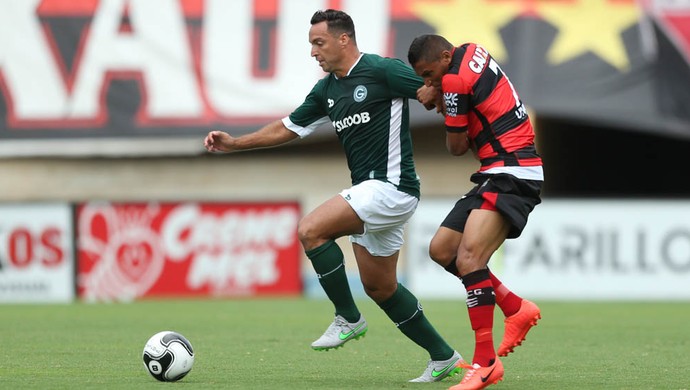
[1,0,690,303]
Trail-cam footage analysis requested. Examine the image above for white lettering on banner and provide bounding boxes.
[0,0,69,120]
[0,0,390,124]
[162,204,298,290]
[78,203,166,302]
[69,0,202,120]
[203,0,321,116]
[187,251,278,291]
[78,203,299,301]
[162,204,298,260]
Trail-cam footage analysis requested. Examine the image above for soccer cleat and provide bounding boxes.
[497,299,541,357]
[409,350,464,383]
[311,314,368,351]
[449,358,504,390]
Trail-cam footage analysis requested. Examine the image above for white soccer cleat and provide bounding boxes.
[311,314,368,351]
[408,350,464,383]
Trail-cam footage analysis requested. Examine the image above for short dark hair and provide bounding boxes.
[408,34,453,66]
[310,9,356,44]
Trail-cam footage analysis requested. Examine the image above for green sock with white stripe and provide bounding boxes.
[306,240,360,323]
[378,283,454,361]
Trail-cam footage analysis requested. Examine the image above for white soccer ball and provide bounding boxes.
[142,331,195,382]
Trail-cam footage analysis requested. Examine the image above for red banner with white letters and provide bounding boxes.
[76,201,302,301]
[1,0,689,156]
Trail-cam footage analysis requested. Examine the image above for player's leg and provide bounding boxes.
[430,228,527,318]
[428,226,463,270]
[429,198,524,326]
[300,195,367,350]
[299,194,365,250]
[483,174,543,358]
[490,269,541,357]
[352,243,463,382]
[450,209,508,389]
[489,270,522,317]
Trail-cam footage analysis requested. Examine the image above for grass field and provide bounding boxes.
[0,299,688,389]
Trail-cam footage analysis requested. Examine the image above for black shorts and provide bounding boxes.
[441,173,543,239]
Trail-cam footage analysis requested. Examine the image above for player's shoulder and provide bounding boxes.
[310,73,332,92]
[444,43,485,91]
[357,53,406,72]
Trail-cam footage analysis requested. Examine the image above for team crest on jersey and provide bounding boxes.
[353,85,367,102]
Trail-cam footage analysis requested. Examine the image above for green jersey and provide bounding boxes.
[283,53,423,198]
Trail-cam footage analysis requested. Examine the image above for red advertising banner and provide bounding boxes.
[4,0,689,157]
[76,202,301,301]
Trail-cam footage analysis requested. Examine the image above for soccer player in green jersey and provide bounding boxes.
[204,9,463,382]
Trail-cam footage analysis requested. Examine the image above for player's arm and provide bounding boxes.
[442,74,473,156]
[204,120,299,153]
[382,58,444,113]
[446,131,471,156]
[385,58,426,98]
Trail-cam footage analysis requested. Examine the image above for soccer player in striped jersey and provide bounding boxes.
[408,35,544,390]
[204,10,463,383]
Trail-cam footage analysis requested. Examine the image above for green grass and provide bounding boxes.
[0,299,688,389]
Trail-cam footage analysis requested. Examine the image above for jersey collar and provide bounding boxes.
[334,53,364,79]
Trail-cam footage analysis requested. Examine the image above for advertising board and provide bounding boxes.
[407,199,690,300]
[0,203,74,303]
[76,201,302,301]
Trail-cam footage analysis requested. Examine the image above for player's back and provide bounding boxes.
[443,43,541,171]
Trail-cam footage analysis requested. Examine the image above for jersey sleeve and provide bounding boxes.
[284,80,331,138]
[442,74,471,133]
[384,58,424,99]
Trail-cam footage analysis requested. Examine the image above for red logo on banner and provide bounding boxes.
[76,202,301,301]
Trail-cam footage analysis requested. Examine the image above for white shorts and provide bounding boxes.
[339,180,419,257]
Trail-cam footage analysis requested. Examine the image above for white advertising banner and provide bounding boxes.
[0,203,75,303]
[406,199,690,300]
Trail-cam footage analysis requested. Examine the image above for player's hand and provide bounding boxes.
[417,85,445,115]
[204,130,234,152]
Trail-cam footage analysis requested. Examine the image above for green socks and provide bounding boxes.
[306,240,360,322]
[307,243,454,361]
[378,283,455,361]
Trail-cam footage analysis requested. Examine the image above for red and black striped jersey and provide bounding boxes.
[442,43,543,180]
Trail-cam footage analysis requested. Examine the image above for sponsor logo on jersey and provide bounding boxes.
[444,92,459,117]
[515,104,527,119]
[333,112,371,132]
[468,45,490,74]
[353,85,368,102]
[328,98,335,108]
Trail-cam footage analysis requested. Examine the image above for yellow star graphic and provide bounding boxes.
[538,0,640,70]
[410,0,523,62]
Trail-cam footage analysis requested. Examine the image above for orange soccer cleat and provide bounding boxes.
[449,358,504,390]
[497,299,541,357]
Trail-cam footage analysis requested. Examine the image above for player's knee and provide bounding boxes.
[297,218,319,248]
[456,241,490,272]
[428,241,454,267]
[362,281,396,304]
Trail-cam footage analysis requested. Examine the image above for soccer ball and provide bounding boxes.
[142,331,195,382]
